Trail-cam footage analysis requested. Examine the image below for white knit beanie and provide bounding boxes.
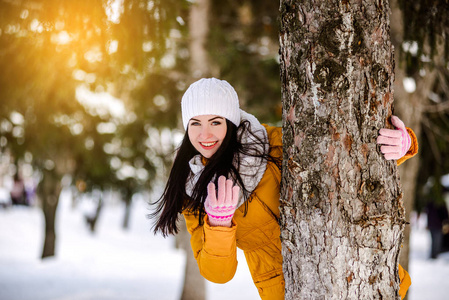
[181,78,241,130]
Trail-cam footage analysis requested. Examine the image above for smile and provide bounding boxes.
[200,141,218,148]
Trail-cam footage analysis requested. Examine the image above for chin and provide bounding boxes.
[201,152,215,158]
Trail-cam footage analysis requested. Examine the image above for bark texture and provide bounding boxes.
[279,1,405,299]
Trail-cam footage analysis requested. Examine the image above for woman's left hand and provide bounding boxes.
[377,115,411,160]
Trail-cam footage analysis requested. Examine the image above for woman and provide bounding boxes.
[153,78,418,299]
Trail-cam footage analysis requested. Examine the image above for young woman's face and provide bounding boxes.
[188,115,227,158]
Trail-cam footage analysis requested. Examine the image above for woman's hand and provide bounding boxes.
[204,176,240,227]
[377,115,411,160]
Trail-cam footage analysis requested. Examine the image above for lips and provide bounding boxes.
[200,141,218,149]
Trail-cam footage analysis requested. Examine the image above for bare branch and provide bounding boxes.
[422,116,442,163]
[421,68,449,113]
[423,100,449,113]
[421,114,449,143]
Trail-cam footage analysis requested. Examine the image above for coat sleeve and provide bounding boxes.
[398,264,411,299]
[396,128,416,298]
[397,127,419,166]
[182,211,238,283]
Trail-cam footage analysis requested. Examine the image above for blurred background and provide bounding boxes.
[0,0,448,299]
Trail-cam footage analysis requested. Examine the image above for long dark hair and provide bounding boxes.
[151,119,279,237]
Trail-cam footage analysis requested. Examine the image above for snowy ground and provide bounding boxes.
[0,190,448,300]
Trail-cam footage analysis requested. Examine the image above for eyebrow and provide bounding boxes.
[190,116,224,122]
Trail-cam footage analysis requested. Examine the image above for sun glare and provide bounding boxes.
[105,0,124,24]
[84,47,103,63]
[108,40,119,54]
[76,86,126,120]
[51,31,71,45]
[30,19,43,33]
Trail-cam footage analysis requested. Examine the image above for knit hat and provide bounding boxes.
[181,78,241,130]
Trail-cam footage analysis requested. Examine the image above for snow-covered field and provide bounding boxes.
[0,190,448,300]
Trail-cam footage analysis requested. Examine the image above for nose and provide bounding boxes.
[200,125,212,139]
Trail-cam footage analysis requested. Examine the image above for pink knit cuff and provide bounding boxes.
[400,128,411,157]
[207,213,234,227]
[206,205,236,227]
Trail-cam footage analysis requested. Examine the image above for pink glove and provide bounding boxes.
[204,176,240,227]
[377,115,411,160]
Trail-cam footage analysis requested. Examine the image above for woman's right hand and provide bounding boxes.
[204,176,240,227]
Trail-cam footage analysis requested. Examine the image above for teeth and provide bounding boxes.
[201,142,216,147]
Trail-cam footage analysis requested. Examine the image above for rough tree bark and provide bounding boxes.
[279,0,405,299]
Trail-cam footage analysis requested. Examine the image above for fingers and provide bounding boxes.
[207,182,217,206]
[225,178,233,206]
[204,176,239,227]
[378,116,409,161]
[380,145,400,154]
[384,152,401,160]
[391,115,406,130]
[379,128,402,138]
[212,175,239,206]
[232,186,240,206]
[380,145,401,161]
[380,145,401,160]
[215,175,226,203]
[377,135,401,146]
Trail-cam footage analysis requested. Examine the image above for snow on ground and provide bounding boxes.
[0,190,448,300]
[408,213,449,300]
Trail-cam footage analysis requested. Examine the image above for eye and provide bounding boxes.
[211,121,222,126]
[190,121,200,126]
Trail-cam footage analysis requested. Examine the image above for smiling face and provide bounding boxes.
[187,115,227,158]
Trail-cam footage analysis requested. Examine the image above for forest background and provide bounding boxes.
[0,0,448,299]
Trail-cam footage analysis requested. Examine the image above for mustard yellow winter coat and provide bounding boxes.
[183,125,418,300]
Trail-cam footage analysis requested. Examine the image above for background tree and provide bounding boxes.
[0,0,111,257]
[177,1,209,299]
[279,0,405,298]
[0,0,185,258]
[390,0,449,274]
[172,1,285,297]
[208,0,282,122]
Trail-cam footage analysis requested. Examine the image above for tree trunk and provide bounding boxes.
[86,192,104,233]
[179,218,206,300]
[177,0,212,299]
[123,191,132,230]
[189,0,215,79]
[279,1,405,298]
[39,171,62,259]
